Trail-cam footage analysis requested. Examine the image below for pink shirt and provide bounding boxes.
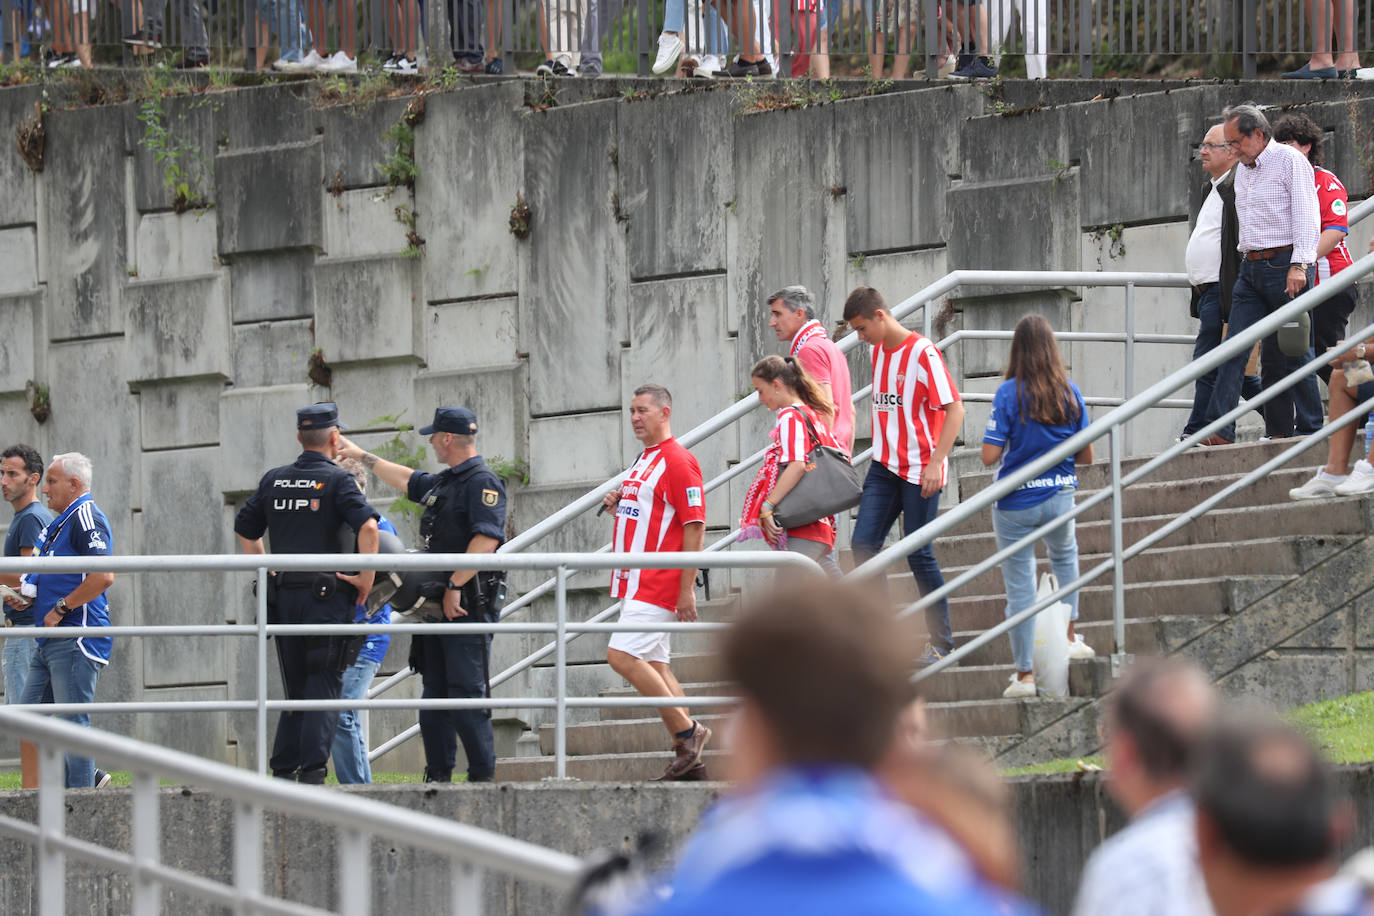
[1234,139,1320,265]
[789,320,854,452]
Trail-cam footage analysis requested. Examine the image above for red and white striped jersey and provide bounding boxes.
[1314,166,1353,282]
[774,403,837,546]
[869,333,960,484]
[610,437,706,612]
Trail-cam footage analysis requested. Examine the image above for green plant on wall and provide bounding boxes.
[487,455,530,486]
[135,72,214,213]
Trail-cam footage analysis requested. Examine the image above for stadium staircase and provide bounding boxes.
[496,436,1374,780]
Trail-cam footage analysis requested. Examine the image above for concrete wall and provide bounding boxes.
[3,766,1374,915]
[2,76,1373,766]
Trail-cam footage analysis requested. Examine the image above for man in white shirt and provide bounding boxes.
[1072,658,1218,916]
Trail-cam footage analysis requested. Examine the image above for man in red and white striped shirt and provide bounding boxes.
[601,383,711,781]
[843,287,964,665]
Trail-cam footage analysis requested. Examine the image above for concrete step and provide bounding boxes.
[946,616,1218,669]
[892,534,1358,602]
[932,500,1372,570]
[496,749,731,782]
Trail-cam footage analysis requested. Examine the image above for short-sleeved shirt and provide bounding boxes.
[234,451,379,553]
[4,500,53,626]
[983,378,1089,511]
[355,515,397,666]
[406,456,508,553]
[1314,166,1352,282]
[790,320,854,451]
[610,437,706,612]
[33,494,114,664]
[870,333,961,485]
[773,403,838,547]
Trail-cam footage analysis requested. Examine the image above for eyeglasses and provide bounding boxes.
[1225,138,1244,148]
[1199,142,1229,151]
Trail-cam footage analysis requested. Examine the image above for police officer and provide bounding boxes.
[235,402,380,784]
[339,406,506,783]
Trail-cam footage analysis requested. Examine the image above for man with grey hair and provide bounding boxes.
[1072,657,1219,916]
[1199,103,1322,446]
[17,452,116,788]
[766,285,855,452]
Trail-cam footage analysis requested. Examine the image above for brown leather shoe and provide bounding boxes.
[1199,434,1234,447]
[677,762,709,781]
[654,722,712,781]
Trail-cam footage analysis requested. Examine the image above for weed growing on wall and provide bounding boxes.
[134,70,215,212]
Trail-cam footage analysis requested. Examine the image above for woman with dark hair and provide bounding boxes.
[980,315,1094,699]
[740,355,844,576]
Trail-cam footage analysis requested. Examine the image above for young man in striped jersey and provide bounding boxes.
[843,287,964,665]
[601,383,710,781]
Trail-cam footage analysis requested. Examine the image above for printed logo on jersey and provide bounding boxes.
[985,416,998,432]
[617,480,643,519]
[482,489,499,507]
[874,392,903,411]
[1329,181,1343,192]
[1333,198,1347,216]
[87,531,107,550]
[272,479,326,490]
[685,486,702,508]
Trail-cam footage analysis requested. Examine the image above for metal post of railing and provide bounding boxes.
[636,0,651,75]
[1241,0,1256,77]
[233,800,262,916]
[924,0,939,77]
[132,772,160,913]
[553,565,569,780]
[923,299,933,339]
[37,743,64,916]
[256,566,268,777]
[1124,281,1136,456]
[1078,0,1091,76]
[338,827,369,916]
[452,860,482,914]
[1109,425,1127,676]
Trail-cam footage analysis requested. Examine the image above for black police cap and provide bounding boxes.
[418,407,478,436]
[297,402,349,431]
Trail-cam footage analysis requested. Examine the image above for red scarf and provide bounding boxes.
[789,320,828,357]
[738,445,787,549]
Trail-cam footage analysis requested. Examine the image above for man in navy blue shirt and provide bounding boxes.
[17,452,115,788]
[1,443,54,787]
[235,403,380,784]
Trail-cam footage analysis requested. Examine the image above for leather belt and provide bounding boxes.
[1244,245,1293,261]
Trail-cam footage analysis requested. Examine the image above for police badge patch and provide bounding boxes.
[482,489,499,507]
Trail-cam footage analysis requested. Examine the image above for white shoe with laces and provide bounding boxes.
[1003,673,1036,699]
[300,49,326,70]
[1289,471,1346,500]
[652,32,684,74]
[1067,634,1096,660]
[1335,459,1374,496]
[318,50,358,72]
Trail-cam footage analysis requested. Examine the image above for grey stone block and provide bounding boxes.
[321,188,409,260]
[320,96,413,190]
[529,411,622,486]
[130,92,217,213]
[214,83,319,151]
[522,101,627,414]
[0,227,38,294]
[947,173,1081,291]
[217,139,324,257]
[617,90,734,279]
[134,211,219,281]
[957,291,1072,377]
[229,251,316,322]
[313,256,421,362]
[412,364,526,481]
[125,273,231,383]
[232,318,316,389]
[43,105,128,341]
[425,296,521,371]
[960,105,1073,185]
[139,378,224,450]
[218,385,312,495]
[838,88,982,252]
[0,85,41,228]
[0,292,39,395]
[134,686,233,763]
[326,360,423,432]
[416,84,525,303]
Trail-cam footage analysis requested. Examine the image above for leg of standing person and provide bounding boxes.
[38,639,100,788]
[442,634,495,781]
[418,635,458,781]
[900,475,954,657]
[449,0,483,65]
[850,462,905,598]
[1312,286,1358,386]
[1202,266,1270,443]
[784,535,843,578]
[1333,0,1359,72]
[332,657,380,784]
[271,632,308,778]
[1019,0,1045,76]
[1040,489,1081,638]
[177,0,210,64]
[1184,285,1225,436]
[991,505,1038,679]
[1293,352,1324,435]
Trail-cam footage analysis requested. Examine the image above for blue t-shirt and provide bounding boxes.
[4,500,53,626]
[983,378,1088,511]
[33,494,114,664]
[354,515,396,666]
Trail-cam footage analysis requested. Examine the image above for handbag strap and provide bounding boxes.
[787,406,822,454]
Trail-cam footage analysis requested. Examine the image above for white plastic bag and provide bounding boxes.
[1031,572,1071,698]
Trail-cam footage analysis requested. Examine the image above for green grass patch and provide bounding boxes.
[1003,755,1103,777]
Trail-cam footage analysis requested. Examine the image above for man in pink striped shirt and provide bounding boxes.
[1199,103,1322,446]
[844,287,964,665]
[767,285,855,453]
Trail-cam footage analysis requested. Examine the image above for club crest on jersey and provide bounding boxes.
[482,489,499,507]
[1333,198,1347,215]
[685,486,703,507]
[896,372,906,387]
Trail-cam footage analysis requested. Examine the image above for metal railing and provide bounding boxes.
[0,549,818,780]
[0,707,584,916]
[11,0,1366,76]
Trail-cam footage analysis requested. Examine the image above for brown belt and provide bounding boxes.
[1244,245,1293,261]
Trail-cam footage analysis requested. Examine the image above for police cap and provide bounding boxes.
[298,402,349,431]
[418,406,478,436]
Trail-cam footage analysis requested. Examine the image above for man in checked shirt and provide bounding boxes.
[1199,103,1323,446]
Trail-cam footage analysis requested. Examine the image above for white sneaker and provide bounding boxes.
[300,49,326,70]
[390,56,418,75]
[652,32,684,74]
[272,56,310,72]
[1289,471,1346,500]
[318,50,358,73]
[1335,459,1374,496]
[1067,634,1096,660]
[1355,67,1374,80]
[1003,673,1036,699]
[690,54,722,77]
[937,53,957,78]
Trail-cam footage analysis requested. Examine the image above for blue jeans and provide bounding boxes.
[257,0,306,59]
[851,463,953,656]
[331,658,380,784]
[1184,284,1265,435]
[992,489,1079,673]
[20,637,102,788]
[3,636,39,705]
[1204,254,1318,441]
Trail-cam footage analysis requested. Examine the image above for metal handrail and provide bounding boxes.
[0,707,583,916]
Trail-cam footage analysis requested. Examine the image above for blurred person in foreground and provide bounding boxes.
[615,579,1031,916]
[1193,710,1366,916]
[1072,657,1218,916]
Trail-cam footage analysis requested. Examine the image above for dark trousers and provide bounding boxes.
[850,462,954,655]
[1205,254,1320,441]
[1184,283,1264,435]
[270,593,348,777]
[418,633,495,781]
[447,0,483,61]
[1312,283,1360,386]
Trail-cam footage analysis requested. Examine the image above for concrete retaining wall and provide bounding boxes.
[1,75,1373,767]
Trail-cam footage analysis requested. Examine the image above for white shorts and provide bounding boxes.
[607,597,676,664]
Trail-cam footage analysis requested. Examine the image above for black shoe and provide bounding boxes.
[297,766,327,785]
[715,57,771,77]
[423,770,452,783]
[272,769,299,781]
[123,27,163,49]
[93,768,112,788]
[949,55,997,79]
[175,54,209,69]
[484,57,503,74]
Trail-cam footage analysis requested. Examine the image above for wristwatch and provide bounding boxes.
[446,580,463,591]
[55,598,69,617]
[1289,262,1311,271]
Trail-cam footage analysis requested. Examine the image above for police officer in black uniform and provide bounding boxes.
[235,402,380,784]
[339,406,506,783]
